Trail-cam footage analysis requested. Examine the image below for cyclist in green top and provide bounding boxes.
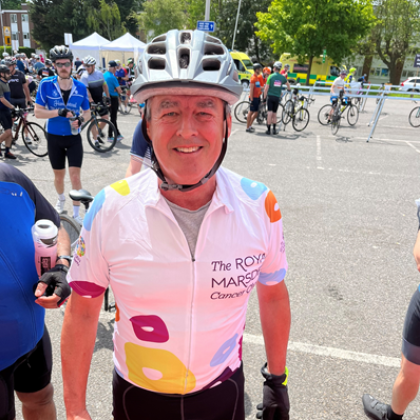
[263,61,290,135]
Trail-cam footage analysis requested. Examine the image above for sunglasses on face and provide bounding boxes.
[56,62,72,68]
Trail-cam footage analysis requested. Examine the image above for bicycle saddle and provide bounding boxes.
[69,189,94,203]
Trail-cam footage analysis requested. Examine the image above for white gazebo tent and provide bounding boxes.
[70,32,110,70]
[101,33,146,67]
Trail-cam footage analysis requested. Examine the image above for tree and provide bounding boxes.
[255,0,375,85]
[139,0,186,40]
[373,0,420,85]
[1,0,22,9]
[86,0,126,40]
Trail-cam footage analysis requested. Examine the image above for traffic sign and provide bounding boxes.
[197,21,216,32]
[4,36,11,46]
[322,49,327,64]
[3,26,10,37]
[414,54,420,68]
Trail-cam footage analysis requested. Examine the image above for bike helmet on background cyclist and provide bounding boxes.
[263,67,272,75]
[45,59,53,66]
[284,64,290,70]
[0,64,10,76]
[49,45,73,62]
[253,63,263,71]
[273,61,282,70]
[130,29,242,192]
[84,56,96,66]
[3,59,14,67]
[127,58,134,65]
[2,52,9,58]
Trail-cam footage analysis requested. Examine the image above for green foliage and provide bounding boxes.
[256,0,375,83]
[86,0,126,40]
[0,0,22,9]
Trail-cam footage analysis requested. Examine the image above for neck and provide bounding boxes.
[58,76,73,90]
[159,176,216,210]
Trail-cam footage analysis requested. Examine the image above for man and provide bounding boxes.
[61,29,291,420]
[125,118,151,177]
[263,61,290,135]
[0,162,72,420]
[126,57,135,81]
[115,60,129,114]
[0,64,18,159]
[35,45,91,225]
[328,70,347,121]
[33,56,44,73]
[74,57,83,71]
[280,64,290,78]
[103,60,123,141]
[362,201,420,420]
[6,57,32,109]
[80,56,112,145]
[15,54,25,73]
[38,59,55,80]
[246,63,264,133]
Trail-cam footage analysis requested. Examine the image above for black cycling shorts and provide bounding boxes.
[47,133,83,170]
[0,109,12,131]
[267,96,280,113]
[9,98,26,109]
[112,364,245,420]
[402,287,420,365]
[249,97,261,112]
[0,327,52,420]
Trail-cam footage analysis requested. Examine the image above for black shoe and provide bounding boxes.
[97,137,105,144]
[265,129,271,135]
[273,129,278,134]
[5,151,17,160]
[362,394,389,420]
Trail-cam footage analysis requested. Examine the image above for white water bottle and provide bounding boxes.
[32,220,58,277]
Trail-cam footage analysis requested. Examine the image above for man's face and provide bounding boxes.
[128,63,133,69]
[255,68,262,75]
[340,73,346,79]
[86,64,95,75]
[55,59,72,78]
[109,66,116,74]
[147,95,231,186]
[8,64,15,75]
[0,71,11,81]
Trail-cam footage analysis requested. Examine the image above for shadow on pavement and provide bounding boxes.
[245,392,253,417]
[94,318,115,352]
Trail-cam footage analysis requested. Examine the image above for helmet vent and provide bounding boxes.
[148,58,166,70]
[205,35,222,45]
[232,70,239,82]
[153,35,167,43]
[204,44,224,56]
[180,32,192,44]
[179,49,190,69]
[148,44,166,55]
[202,59,221,71]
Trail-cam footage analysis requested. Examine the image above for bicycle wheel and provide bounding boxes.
[276,103,284,124]
[347,105,359,126]
[22,122,48,157]
[282,100,294,125]
[409,107,420,128]
[86,118,117,153]
[330,114,341,136]
[317,104,333,126]
[60,214,81,254]
[234,101,251,124]
[292,108,310,132]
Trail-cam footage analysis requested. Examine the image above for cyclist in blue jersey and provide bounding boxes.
[0,162,72,420]
[125,119,151,177]
[34,45,91,226]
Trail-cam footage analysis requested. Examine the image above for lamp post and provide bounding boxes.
[231,0,242,51]
[205,0,210,21]
[0,3,5,52]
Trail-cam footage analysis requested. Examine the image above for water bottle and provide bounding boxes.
[32,220,58,277]
[69,116,79,135]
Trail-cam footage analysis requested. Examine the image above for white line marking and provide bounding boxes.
[230,129,239,138]
[378,115,388,122]
[406,141,420,153]
[355,137,420,144]
[316,135,322,162]
[317,167,325,170]
[243,333,400,368]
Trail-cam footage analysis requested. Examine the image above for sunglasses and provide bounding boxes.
[56,62,72,68]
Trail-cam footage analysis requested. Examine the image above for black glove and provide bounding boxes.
[58,108,71,118]
[104,96,111,106]
[10,108,19,118]
[256,363,289,420]
[38,264,71,307]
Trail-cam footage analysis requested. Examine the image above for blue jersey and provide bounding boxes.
[130,119,151,166]
[0,163,61,371]
[35,76,90,136]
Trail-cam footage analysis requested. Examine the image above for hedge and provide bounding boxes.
[0,46,36,56]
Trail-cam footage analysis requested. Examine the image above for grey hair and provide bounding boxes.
[144,99,231,121]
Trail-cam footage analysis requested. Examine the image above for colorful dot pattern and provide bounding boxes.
[130,315,169,343]
[111,180,130,196]
[240,178,267,200]
[76,236,86,257]
[83,189,106,231]
[258,269,287,286]
[210,334,238,367]
[265,190,282,223]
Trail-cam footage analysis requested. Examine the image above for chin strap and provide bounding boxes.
[141,118,229,193]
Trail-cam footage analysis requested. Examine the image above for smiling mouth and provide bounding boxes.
[174,146,202,154]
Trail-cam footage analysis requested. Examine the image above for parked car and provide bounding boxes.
[400,77,420,92]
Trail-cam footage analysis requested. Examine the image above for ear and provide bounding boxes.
[225,114,232,138]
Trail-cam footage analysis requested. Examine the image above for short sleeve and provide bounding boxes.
[80,74,89,88]
[130,120,150,162]
[67,189,110,298]
[258,191,288,286]
[35,80,46,106]
[21,73,26,84]
[0,83,4,98]
[81,85,90,111]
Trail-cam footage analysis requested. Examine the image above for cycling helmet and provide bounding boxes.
[49,45,73,62]
[34,55,39,59]
[273,61,282,70]
[349,67,356,73]
[284,64,290,69]
[263,67,271,74]
[84,56,96,66]
[4,59,14,66]
[340,69,348,76]
[0,64,11,75]
[2,52,9,57]
[127,58,134,64]
[253,63,263,71]
[130,29,242,193]
[45,59,52,66]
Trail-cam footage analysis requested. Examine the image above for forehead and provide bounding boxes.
[152,95,223,110]
[56,59,71,64]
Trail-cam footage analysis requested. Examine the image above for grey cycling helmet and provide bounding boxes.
[45,59,52,66]
[131,29,242,105]
[253,63,263,71]
[84,56,96,66]
[132,30,242,193]
[50,45,73,62]
[2,52,9,58]
[273,61,282,70]
[0,64,10,75]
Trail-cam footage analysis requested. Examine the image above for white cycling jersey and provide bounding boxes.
[67,167,288,394]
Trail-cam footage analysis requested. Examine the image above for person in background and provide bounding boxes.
[74,57,83,71]
[0,64,17,159]
[263,66,271,84]
[246,63,264,133]
[115,60,129,113]
[38,59,55,80]
[126,58,135,81]
[16,54,25,73]
[33,56,45,73]
[103,60,123,141]
[280,64,290,78]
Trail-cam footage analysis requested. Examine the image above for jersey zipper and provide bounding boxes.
[0,248,37,348]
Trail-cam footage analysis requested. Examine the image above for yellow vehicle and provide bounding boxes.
[230,51,254,88]
[280,53,340,85]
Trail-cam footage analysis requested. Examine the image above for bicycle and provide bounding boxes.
[325,90,359,135]
[317,91,359,131]
[0,108,48,157]
[234,97,284,125]
[282,92,313,132]
[409,102,420,127]
[81,103,117,153]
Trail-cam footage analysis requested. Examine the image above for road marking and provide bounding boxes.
[355,137,420,144]
[316,135,322,161]
[378,115,388,122]
[405,141,420,154]
[243,333,400,368]
[230,129,239,139]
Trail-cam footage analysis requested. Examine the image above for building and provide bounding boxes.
[0,3,37,50]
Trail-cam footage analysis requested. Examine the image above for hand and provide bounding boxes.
[104,97,111,106]
[67,410,92,420]
[414,230,420,272]
[256,363,289,420]
[58,108,74,118]
[35,264,71,308]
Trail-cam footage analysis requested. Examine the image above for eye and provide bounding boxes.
[163,112,177,117]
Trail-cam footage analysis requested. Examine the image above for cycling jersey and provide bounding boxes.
[35,76,90,136]
[68,167,288,395]
[0,79,11,110]
[115,68,127,86]
[0,163,60,371]
[331,77,345,96]
[266,73,288,98]
[80,70,107,103]
[38,67,55,79]
[250,74,264,98]
[130,120,152,166]
[8,69,26,100]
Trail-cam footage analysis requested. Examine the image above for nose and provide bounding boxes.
[176,112,198,139]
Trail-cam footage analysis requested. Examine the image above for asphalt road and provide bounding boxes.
[10,93,420,419]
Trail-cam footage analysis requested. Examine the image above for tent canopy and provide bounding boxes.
[101,33,146,68]
[70,32,110,68]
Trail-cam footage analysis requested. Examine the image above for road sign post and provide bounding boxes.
[231,0,242,51]
[414,54,420,91]
[322,49,327,64]
[205,0,210,21]
[196,21,216,32]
